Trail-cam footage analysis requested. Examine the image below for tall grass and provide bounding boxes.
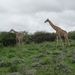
[0,41,75,75]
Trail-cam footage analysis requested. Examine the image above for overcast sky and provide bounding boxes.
[0,0,75,33]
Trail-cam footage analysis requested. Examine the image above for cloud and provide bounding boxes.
[0,0,75,33]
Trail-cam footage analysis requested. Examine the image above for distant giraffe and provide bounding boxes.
[10,29,23,47]
[44,18,70,47]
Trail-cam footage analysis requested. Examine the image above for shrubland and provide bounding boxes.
[0,31,75,46]
[0,31,75,75]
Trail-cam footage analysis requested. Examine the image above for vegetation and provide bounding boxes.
[0,31,75,75]
[0,32,16,47]
[68,31,75,40]
[0,31,75,46]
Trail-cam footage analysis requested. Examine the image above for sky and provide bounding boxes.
[0,0,75,33]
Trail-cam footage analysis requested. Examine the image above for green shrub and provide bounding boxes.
[18,64,36,75]
[0,32,16,46]
[23,31,56,44]
[0,43,4,48]
[0,60,11,67]
[69,55,75,63]
[32,31,56,43]
[68,31,75,40]
[9,64,18,72]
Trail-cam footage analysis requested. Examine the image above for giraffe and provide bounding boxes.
[44,18,70,47]
[10,29,23,47]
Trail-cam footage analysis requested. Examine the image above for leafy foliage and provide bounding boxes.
[68,31,75,40]
[24,31,56,44]
[0,32,16,46]
[0,31,75,47]
[0,31,75,75]
[32,31,56,43]
[23,31,75,44]
[0,41,75,75]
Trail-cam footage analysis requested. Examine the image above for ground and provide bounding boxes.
[0,41,75,75]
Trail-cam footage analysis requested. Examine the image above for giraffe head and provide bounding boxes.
[44,18,49,23]
[10,29,15,33]
[10,29,14,32]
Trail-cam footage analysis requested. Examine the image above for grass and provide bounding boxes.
[0,41,75,75]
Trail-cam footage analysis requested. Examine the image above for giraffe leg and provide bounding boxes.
[59,36,64,47]
[65,37,70,46]
[20,37,22,45]
[56,36,58,48]
[18,39,20,47]
[67,40,70,46]
[16,38,19,47]
[17,38,20,47]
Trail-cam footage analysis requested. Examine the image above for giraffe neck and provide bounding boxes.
[12,30,18,35]
[48,20,58,31]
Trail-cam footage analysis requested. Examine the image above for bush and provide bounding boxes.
[0,43,4,48]
[24,31,56,43]
[32,32,56,43]
[32,31,56,43]
[0,32,16,46]
[68,31,75,40]
[69,55,75,63]
[18,64,36,75]
[9,64,18,72]
[0,60,11,67]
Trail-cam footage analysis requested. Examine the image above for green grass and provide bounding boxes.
[0,41,75,75]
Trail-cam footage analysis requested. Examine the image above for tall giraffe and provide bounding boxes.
[10,29,23,47]
[44,18,70,47]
